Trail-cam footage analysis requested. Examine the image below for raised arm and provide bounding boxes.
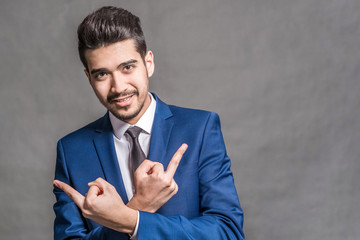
[135,112,244,240]
[127,144,188,212]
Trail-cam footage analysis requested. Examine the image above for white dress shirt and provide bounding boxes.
[109,93,156,239]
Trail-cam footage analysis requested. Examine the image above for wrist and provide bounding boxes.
[127,196,140,210]
[113,206,138,234]
[127,194,156,213]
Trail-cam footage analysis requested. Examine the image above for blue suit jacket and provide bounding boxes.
[53,94,244,239]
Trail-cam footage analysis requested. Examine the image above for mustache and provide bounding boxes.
[107,90,139,102]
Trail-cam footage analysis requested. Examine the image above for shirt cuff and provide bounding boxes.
[129,211,140,240]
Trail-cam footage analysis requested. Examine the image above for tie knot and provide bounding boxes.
[125,126,143,139]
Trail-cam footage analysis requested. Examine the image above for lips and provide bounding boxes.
[111,94,134,107]
[114,95,132,102]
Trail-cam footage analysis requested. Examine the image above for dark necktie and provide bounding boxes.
[125,126,146,184]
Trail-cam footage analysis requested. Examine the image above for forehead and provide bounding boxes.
[85,39,141,70]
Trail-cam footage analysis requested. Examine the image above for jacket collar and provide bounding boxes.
[92,93,174,203]
[148,93,174,164]
[92,113,129,202]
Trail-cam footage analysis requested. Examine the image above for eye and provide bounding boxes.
[94,72,108,80]
[123,64,134,72]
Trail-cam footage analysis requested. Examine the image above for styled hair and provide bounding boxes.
[77,6,147,69]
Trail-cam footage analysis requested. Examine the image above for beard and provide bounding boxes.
[106,89,146,122]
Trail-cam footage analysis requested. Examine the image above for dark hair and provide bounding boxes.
[77,6,147,70]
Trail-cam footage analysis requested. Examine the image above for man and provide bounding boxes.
[53,6,244,240]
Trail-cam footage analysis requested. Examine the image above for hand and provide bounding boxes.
[127,143,188,213]
[53,178,137,234]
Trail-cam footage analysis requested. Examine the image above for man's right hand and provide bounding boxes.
[127,143,188,213]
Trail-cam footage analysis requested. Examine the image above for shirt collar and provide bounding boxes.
[109,93,156,140]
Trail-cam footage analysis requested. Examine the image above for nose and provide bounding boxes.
[110,71,127,93]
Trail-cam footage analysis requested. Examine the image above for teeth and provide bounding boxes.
[117,96,131,102]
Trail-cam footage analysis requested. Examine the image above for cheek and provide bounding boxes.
[129,75,148,91]
[136,73,149,91]
[92,82,109,100]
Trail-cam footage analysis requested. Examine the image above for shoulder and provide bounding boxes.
[153,92,221,124]
[168,104,213,117]
[58,113,108,144]
[168,104,221,126]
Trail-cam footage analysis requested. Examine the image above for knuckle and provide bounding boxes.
[84,198,94,209]
[174,183,178,193]
[82,211,90,219]
[169,180,178,191]
[172,158,180,166]
[175,151,183,158]
[155,162,164,169]
[155,162,163,166]
[106,184,115,192]
[143,159,152,164]
[164,179,172,188]
[66,192,73,199]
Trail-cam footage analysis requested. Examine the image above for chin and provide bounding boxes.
[111,108,141,122]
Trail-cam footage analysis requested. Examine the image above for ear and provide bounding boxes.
[144,51,154,77]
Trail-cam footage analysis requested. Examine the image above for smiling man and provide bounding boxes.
[53,6,244,240]
[85,39,152,125]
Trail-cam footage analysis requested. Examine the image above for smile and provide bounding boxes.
[111,94,134,107]
[116,96,132,102]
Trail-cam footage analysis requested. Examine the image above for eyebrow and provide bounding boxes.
[90,59,138,75]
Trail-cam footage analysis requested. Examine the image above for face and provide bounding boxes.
[85,39,154,125]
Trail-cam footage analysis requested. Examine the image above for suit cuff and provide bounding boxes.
[129,211,139,239]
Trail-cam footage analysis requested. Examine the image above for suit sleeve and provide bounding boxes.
[53,140,130,240]
[137,112,245,240]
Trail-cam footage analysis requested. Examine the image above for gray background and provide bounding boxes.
[1,0,359,239]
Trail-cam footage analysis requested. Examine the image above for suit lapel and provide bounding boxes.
[148,93,174,164]
[90,94,173,203]
[92,113,129,203]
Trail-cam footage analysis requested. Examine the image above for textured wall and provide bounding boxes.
[1,0,359,239]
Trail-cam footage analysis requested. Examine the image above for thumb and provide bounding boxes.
[136,159,156,175]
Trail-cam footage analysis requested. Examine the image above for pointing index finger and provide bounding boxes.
[54,180,85,208]
[166,143,188,178]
